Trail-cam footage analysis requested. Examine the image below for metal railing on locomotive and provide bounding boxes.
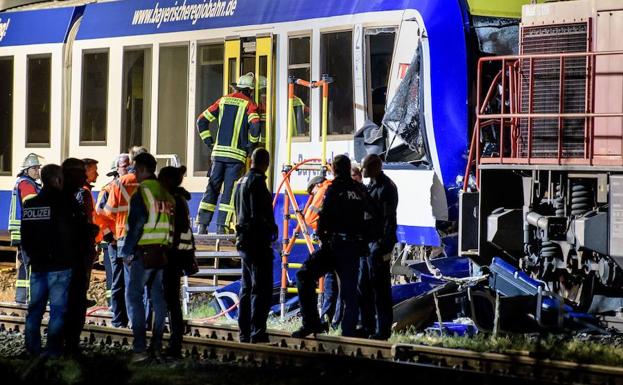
[273,75,333,320]
[464,50,623,191]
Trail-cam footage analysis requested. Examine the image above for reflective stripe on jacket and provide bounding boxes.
[9,176,41,244]
[304,179,331,232]
[94,181,115,241]
[104,173,139,239]
[197,92,261,163]
[137,179,175,247]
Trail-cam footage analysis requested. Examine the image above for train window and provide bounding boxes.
[121,49,152,152]
[0,57,12,173]
[157,45,188,165]
[320,31,354,136]
[195,43,224,174]
[26,55,51,146]
[80,51,109,144]
[365,28,396,126]
[288,35,311,137]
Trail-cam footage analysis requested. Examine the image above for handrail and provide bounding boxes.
[464,49,623,192]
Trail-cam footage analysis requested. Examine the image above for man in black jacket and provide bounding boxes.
[61,158,98,354]
[234,148,277,343]
[292,155,369,338]
[359,154,398,340]
[22,164,79,357]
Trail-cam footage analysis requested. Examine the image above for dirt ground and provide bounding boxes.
[0,264,108,306]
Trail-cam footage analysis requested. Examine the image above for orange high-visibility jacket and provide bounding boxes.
[94,181,115,243]
[103,173,139,239]
[304,179,332,232]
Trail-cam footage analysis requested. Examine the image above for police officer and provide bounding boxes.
[196,72,261,234]
[292,155,369,338]
[359,154,398,340]
[9,153,43,303]
[120,152,174,362]
[234,148,277,343]
[22,164,77,357]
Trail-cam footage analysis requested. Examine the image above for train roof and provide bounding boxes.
[1,0,116,12]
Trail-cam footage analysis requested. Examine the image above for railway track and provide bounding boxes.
[1,302,621,384]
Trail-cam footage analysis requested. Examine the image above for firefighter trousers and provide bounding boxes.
[198,160,244,229]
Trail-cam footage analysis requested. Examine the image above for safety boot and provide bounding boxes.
[196,224,207,235]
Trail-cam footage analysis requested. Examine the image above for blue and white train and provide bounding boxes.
[0,0,493,244]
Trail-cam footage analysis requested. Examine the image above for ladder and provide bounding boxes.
[182,233,241,315]
[275,75,333,320]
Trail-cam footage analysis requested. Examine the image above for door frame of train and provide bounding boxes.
[255,34,275,188]
[223,38,241,94]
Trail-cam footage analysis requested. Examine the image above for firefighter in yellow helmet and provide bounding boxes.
[9,153,43,303]
[196,72,261,234]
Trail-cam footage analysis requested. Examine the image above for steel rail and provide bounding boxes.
[1,303,622,384]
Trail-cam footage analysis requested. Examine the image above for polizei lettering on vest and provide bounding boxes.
[22,207,51,221]
[0,18,10,42]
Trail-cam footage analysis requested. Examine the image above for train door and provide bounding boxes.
[221,34,276,187]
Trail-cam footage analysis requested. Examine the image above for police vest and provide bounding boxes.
[8,176,41,243]
[136,180,175,247]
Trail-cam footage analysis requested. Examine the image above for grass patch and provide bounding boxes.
[186,303,217,320]
[390,330,623,366]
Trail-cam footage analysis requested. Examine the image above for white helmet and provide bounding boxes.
[21,153,43,171]
[236,72,255,90]
[258,75,267,89]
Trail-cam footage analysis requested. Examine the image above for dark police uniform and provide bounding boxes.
[359,171,398,339]
[234,167,277,343]
[21,186,81,356]
[296,175,369,337]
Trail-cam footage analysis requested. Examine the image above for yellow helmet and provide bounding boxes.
[236,72,255,90]
[21,153,43,171]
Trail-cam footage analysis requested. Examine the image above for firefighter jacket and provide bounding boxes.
[304,179,332,232]
[104,172,139,239]
[196,92,261,163]
[367,172,399,259]
[234,168,278,250]
[8,175,41,245]
[316,175,370,244]
[21,187,82,272]
[120,178,175,260]
[290,95,310,136]
[94,180,115,243]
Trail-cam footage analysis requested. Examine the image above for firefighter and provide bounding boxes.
[196,72,261,234]
[80,158,100,308]
[290,94,310,136]
[304,176,340,328]
[234,148,277,343]
[292,155,370,338]
[104,147,147,252]
[96,154,130,327]
[359,154,398,340]
[9,153,43,304]
[120,152,174,362]
[158,165,197,357]
[22,164,76,357]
